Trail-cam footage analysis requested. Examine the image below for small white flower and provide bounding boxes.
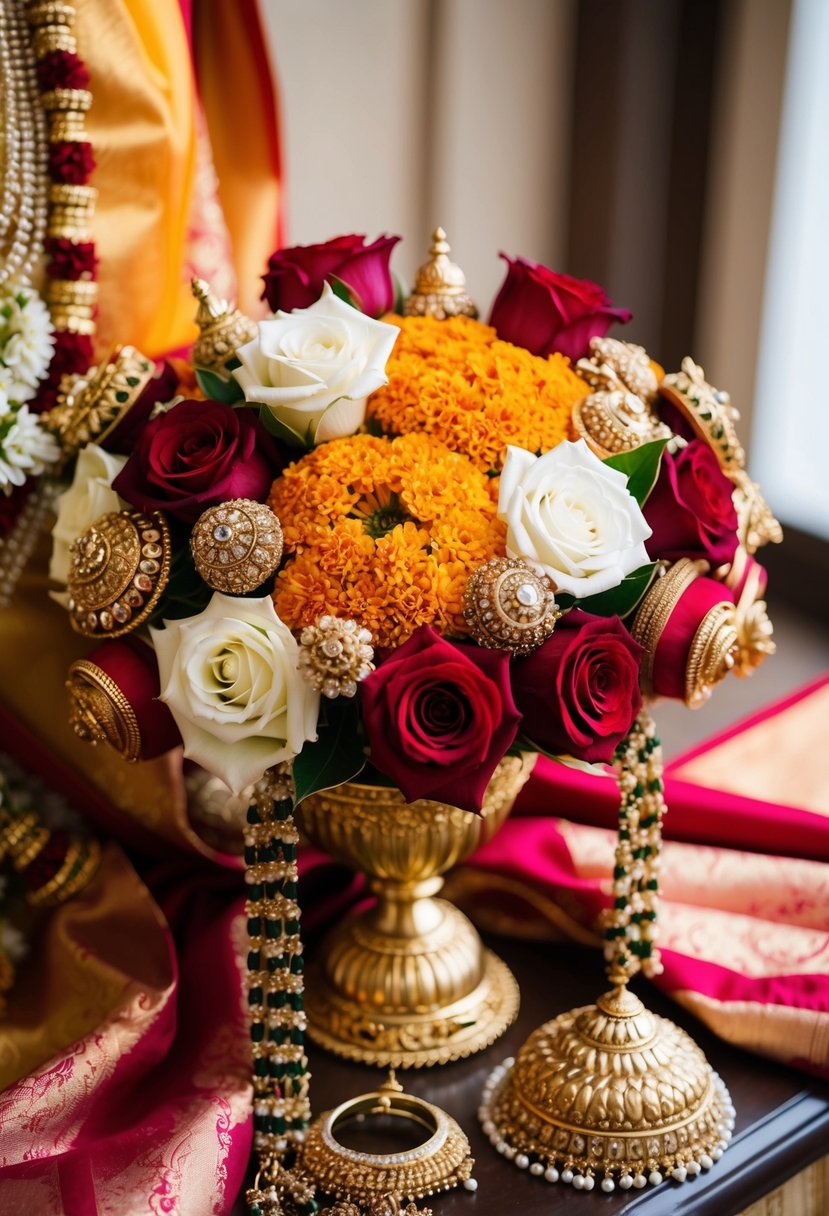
[151,593,320,794]
[49,443,129,584]
[0,284,55,401]
[497,439,652,598]
[233,283,399,446]
[0,403,60,494]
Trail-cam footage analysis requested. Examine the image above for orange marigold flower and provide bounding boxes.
[366,314,584,471]
[271,432,504,646]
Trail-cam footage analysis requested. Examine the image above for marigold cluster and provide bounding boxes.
[366,314,583,471]
[269,433,506,647]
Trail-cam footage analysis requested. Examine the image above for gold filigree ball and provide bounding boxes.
[67,510,170,638]
[298,616,374,699]
[190,499,283,594]
[463,558,559,655]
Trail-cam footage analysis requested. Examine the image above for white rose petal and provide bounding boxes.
[49,444,128,584]
[232,282,399,445]
[497,439,652,598]
[151,593,320,794]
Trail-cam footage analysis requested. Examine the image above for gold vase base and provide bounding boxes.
[305,948,520,1069]
[478,985,735,1195]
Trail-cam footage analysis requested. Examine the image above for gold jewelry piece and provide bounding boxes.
[66,658,143,761]
[44,344,155,466]
[190,499,283,594]
[659,357,745,472]
[479,709,734,1194]
[191,276,257,374]
[630,558,705,695]
[731,468,783,553]
[404,228,478,320]
[300,1075,477,1202]
[298,616,374,699]
[67,509,171,638]
[573,338,670,458]
[463,556,560,655]
[684,600,738,708]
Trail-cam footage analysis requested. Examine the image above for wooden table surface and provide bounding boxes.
[304,937,829,1216]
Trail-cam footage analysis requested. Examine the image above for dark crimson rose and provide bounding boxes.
[112,399,280,523]
[512,611,643,764]
[44,237,98,280]
[644,439,739,567]
[262,233,400,317]
[48,140,95,185]
[36,50,90,92]
[360,625,521,813]
[488,254,632,361]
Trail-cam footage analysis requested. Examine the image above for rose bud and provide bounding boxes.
[360,624,521,814]
[644,439,739,568]
[512,611,643,764]
[262,233,401,317]
[112,398,281,524]
[488,254,632,362]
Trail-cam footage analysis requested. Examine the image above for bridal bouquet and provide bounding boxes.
[33,229,779,810]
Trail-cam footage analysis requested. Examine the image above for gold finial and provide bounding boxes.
[404,226,478,320]
[191,277,257,375]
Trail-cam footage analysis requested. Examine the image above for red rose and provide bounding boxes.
[512,611,643,764]
[102,361,180,455]
[48,140,96,185]
[262,233,400,317]
[644,439,739,567]
[112,399,280,523]
[360,625,521,813]
[488,254,632,361]
[44,237,98,281]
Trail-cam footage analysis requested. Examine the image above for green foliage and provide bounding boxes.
[293,694,366,805]
[604,438,668,507]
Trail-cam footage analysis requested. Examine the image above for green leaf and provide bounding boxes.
[604,438,668,507]
[195,366,245,404]
[293,695,366,805]
[327,275,363,312]
[258,405,312,450]
[391,272,406,315]
[577,562,658,619]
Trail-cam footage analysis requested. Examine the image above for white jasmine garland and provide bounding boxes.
[49,443,129,584]
[232,282,399,446]
[151,593,320,795]
[0,401,60,494]
[0,284,55,402]
[497,438,652,598]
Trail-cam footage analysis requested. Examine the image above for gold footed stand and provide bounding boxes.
[296,755,535,1068]
[479,713,734,1193]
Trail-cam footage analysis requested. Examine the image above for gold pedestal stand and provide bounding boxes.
[296,755,535,1068]
[479,713,734,1193]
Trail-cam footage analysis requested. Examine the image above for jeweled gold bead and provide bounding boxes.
[404,227,478,320]
[191,277,257,374]
[190,499,283,594]
[464,557,559,655]
[67,510,171,638]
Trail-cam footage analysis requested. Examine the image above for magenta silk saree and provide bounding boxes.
[0,675,827,1213]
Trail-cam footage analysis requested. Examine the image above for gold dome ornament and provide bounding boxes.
[191,276,258,375]
[463,557,560,655]
[479,712,735,1194]
[190,499,283,594]
[66,510,171,637]
[298,616,374,699]
[573,337,671,459]
[299,1073,477,1203]
[404,227,478,320]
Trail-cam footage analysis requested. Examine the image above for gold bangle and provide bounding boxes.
[28,839,100,907]
[684,601,738,707]
[630,559,705,695]
[66,659,143,762]
[300,1078,476,1202]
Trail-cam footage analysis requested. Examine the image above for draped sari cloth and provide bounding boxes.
[0,676,827,1213]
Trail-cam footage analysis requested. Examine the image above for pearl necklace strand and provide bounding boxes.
[0,0,49,286]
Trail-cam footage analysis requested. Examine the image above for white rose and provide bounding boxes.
[497,439,652,598]
[151,593,320,794]
[49,444,128,584]
[232,282,399,445]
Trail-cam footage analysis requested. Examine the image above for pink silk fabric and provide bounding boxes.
[1,676,827,1212]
